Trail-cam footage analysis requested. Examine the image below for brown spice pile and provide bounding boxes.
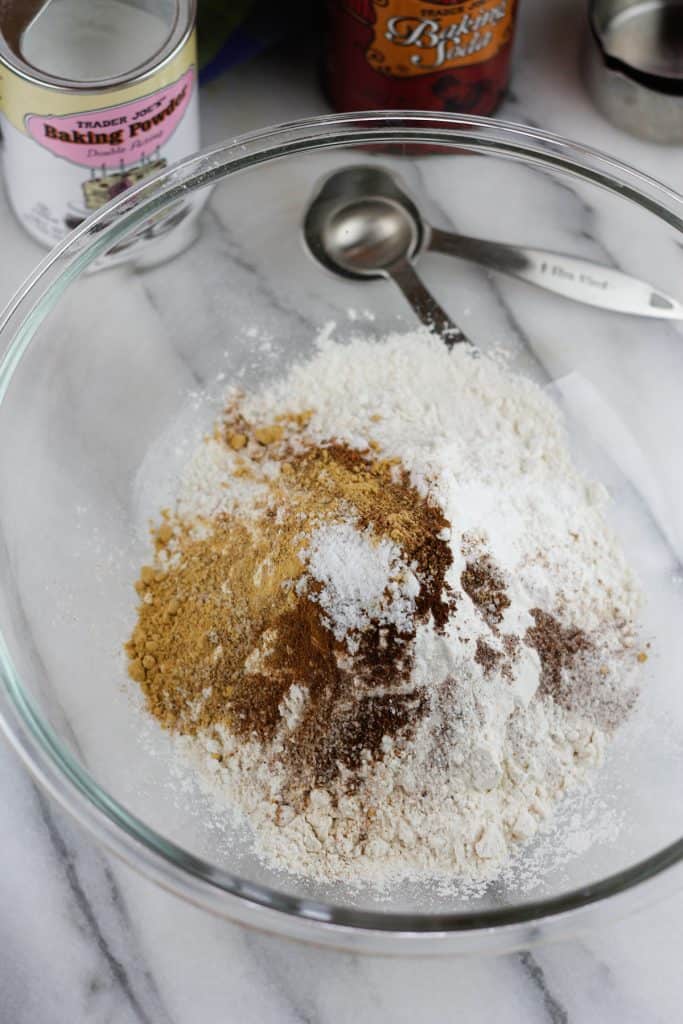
[525,607,638,729]
[474,637,501,676]
[460,552,638,715]
[525,608,590,705]
[461,554,511,629]
[126,408,455,796]
[127,396,644,812]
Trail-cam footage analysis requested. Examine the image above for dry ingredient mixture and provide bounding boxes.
[126,328,646,885]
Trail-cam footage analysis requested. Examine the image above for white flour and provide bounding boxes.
[165,326,644,886]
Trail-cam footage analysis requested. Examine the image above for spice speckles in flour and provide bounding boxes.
[126,327,647,887]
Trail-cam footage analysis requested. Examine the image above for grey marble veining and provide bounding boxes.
[1,1,682,1021]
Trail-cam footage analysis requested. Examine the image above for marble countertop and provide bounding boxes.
[1,0,682,1020]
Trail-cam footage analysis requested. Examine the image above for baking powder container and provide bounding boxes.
[583,0,683,142]
[0,0,199,250]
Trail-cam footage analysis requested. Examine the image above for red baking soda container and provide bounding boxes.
[324,0,519,116]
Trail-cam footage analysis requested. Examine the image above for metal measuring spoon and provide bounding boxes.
[304,176,469,346]
[305,165,683,320]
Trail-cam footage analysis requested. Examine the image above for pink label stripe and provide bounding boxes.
[26,68,194,169]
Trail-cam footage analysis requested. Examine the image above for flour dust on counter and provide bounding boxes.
[125,326,646,889]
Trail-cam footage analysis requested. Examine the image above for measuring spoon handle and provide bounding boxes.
[428,227,683,319]
[388,257,469,347]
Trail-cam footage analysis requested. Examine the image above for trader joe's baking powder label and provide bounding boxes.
[0,31,198,247]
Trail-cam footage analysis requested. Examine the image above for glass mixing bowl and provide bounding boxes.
[0,113,681,955]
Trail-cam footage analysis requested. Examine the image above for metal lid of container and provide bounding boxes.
[590,0,683,92]
[0,0,195,92]
[585,0,683,142]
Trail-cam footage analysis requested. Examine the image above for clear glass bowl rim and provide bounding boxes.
[0,111,681,950]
